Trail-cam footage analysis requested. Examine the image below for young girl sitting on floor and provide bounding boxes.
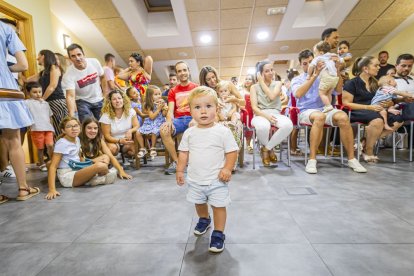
[80,117,132,179]
[46,116,117,200]
[136,85,168,158]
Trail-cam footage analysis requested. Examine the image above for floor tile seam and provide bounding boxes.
[366,199,414,227]
[34,242,73,276]
[179,217,195,276]
[311,242,414,245]
[280,200,334,276]
[71,200,120,244]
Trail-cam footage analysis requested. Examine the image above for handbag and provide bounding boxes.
[66,159,93,171]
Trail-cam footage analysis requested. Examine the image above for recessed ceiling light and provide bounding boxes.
[247,67,256,74]
[257,31,269,40]
[178,51,188,57]
[266,7,286,15]
[200,34,212,44]
[280,45,289,51]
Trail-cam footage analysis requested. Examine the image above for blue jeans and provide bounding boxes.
[173,116,192,135]
[76,99,103,123]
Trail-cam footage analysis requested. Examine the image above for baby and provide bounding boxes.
[216,81,239,127]
[338,40,353,80]
[372,75,414,130]
[307,41,340,113]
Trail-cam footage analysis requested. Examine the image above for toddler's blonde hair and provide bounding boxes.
[378,75,395,88]
[188,86,218,106]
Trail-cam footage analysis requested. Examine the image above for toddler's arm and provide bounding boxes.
[307,65,315,80]
[176,151,188,186]
[46,153,62,200]
[219,150,238,183]
[227,103,238,120]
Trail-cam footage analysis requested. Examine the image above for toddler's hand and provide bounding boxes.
[176,172,185,186]
[45,190,60,200]
[219,168,232,183]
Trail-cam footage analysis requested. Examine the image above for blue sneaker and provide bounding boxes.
[209,230,225,253]
[194,217,211,236]
[164,161,177,175]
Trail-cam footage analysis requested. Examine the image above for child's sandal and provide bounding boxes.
[137,148,147,158]
[150,147,157,157]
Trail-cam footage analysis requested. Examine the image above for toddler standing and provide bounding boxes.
[136,85,167,158]
[25,82,54,171]
[307,41,340,113]
[216,81,240,127]
[176,86,239,253]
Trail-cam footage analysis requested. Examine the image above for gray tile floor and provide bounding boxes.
[1,148,414,276]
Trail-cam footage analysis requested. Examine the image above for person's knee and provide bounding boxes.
[96,162,109,174]
[335,113,350,128]
[311,113,326,126]
[101,154,110,163]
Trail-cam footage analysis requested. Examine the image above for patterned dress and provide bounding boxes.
[138,104,166,136]
[129,71,149,95]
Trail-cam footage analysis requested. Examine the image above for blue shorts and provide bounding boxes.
[186,179,231,207]
[173,116,192,135]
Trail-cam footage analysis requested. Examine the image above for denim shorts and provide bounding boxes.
[186,179,231,207]
[173,116,192,135]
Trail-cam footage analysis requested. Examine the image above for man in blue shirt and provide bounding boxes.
[291,49,366,174]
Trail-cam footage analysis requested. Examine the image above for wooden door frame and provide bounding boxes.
[0,0,37,77]
[1,0,37,163]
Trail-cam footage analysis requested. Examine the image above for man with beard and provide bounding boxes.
[376,51,395,79]
[160,61,198,175]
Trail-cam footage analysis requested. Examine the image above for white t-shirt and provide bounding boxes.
[103,66,114,94]
[99,108,136,138]
[54,137,81,169]
[25,99,54,132]
[395,76,414,95]
[178,124,239,185]
[311,53,338,76]
[62,58,104,103]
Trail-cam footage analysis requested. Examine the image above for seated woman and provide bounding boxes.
[250,61,293,166]
[117,53,153,96]
[199,66,245,148]
[46,117,117,200]
[342,56,404,163]
[99,90,139,157]
[80,117,132,179]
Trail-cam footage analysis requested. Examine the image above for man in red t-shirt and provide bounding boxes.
[161,61,198,174]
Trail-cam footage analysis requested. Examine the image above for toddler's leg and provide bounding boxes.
[37,148,45,166]
[319,88,333,112]
[387,106,400,115]
[150,134,157,149]
[195,203,209,218]
[46,144,54,161]
[135,132,145,149]
[380,109,393,131]
[212,206,226,232]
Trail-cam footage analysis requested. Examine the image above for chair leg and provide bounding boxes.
[304,126,308,165]
[410,121,413,162]
[392,131,396,163]
[287,134,291,167]
[332,127,337,157]
[340,140,344,165]
[325,128,330,158]
[252,129,256,170]
[357,124,361,161]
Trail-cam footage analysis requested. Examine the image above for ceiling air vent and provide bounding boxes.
[143,0,173,12]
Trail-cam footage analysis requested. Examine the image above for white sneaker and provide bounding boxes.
[305,159,317,174]
[89,176,106,186]
[104,169,117,185]
[0,167,16,178]
[348,158,367,173]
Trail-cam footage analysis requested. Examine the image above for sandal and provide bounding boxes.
[247,146,253,154]
[290,148,303,156]
[16,187,40,201]
[137,148,147,158]
[150,147,157,158]
[362,153,378,164]
[0,195,9,204]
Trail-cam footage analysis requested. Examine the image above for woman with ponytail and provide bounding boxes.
[342,56,403,163]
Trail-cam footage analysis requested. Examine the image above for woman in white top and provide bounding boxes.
[250,61,293,166]
[99,90,139,156]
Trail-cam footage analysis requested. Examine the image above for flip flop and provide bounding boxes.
[290,149,304,156]
[362,153,377,164]
[16,187,40,201]
[0,195,9,204]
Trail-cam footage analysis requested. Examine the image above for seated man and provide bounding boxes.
[291,49,367,174]
[160,61,198,175]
